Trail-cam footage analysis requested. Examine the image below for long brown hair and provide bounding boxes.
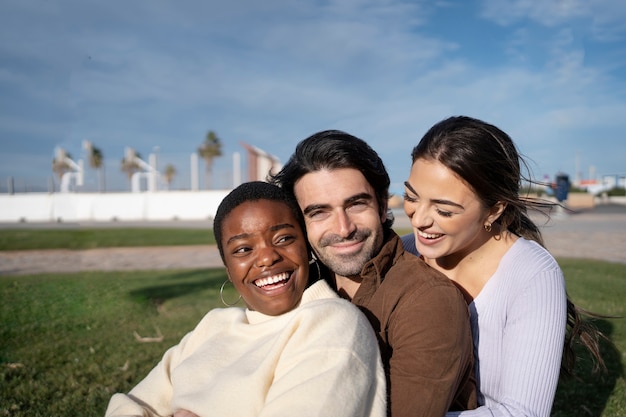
[411,115,608,375]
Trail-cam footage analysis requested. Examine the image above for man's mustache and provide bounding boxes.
[318,229,371,247]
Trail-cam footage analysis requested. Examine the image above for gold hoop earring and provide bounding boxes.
[220,279,241,307]
[484,223,492,233]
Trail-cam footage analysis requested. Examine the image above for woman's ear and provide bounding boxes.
[487,201,507,224]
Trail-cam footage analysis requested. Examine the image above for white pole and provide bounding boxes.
[233,152,241,188]
[190,153,199,191]
[148,153,157,192]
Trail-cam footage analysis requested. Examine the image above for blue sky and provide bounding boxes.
[1,0,625,193]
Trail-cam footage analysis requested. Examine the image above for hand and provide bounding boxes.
[173,410,200,417]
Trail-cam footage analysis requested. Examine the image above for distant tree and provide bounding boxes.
[52,149,73,180]
[197,130,223,189]
[120,148,142,189]
[85,141,105,192]
[164,164,177,190]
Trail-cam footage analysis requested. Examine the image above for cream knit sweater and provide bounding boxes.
[105,279,387,417]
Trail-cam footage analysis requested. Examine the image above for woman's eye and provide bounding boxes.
[232,246,251,255]
[436,209,453,218]
[403,192,417,203]
[276,235,295,245]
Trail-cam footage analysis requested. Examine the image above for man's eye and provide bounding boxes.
[347,200,369,213]
[308,210,329,220]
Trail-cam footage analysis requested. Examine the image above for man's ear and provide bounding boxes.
[380,200,389,224]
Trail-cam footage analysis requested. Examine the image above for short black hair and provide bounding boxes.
[213,181,307,263]
[269,130,393,230]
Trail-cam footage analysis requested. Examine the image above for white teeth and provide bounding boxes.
[254,272,290,288]
[417,230,443,239]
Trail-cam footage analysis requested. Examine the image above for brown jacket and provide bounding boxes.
[347,232,476,417]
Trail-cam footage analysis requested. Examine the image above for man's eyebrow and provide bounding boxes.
[303,204,331,216]
[345,192,374,205]
[302,193,374,216]
[404,181,464,209]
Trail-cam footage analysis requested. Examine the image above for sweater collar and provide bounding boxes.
[244,280,337,324]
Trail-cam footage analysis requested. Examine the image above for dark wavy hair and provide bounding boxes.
[412,115,608,376]
[269,129,394,231]
[213,181,307,264]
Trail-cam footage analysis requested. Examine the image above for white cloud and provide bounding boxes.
[1,0,625,192]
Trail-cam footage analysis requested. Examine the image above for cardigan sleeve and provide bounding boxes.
[447,260,567,417]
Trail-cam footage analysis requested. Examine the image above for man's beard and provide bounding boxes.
[315,228,382,277]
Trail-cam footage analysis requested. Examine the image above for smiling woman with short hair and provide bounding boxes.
[105,181,387,417]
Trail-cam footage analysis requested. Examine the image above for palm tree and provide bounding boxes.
[52,149,73,181]
[197,130,223,189]
[86,141,105,192]
[121,148,142,189]
[164,164,176,190]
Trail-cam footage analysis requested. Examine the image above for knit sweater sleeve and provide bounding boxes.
[447,240,567,417]
[259,297,387,417]
[104,310,224,417]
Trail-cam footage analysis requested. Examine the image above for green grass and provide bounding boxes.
[0,228,413,251]
[0,228,216,250]
[1,268,232,416]
[0,224,624,416]
[0,260,624,416]
[552,259,626,417]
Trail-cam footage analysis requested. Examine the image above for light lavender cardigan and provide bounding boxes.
[402,235,567,417]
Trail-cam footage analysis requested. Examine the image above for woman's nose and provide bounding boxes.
[404,201,430,229]
[256,245,281,267]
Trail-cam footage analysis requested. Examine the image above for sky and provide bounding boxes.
[1,0,625,194]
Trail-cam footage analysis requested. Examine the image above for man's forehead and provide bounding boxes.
[294,168,375,206]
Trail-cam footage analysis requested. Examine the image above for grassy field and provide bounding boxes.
[0,228,217,250]
[0,229,624,416]
[1,268,230,416]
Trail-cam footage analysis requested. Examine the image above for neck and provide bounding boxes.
[334,275,362,300]
[425,230,517,300]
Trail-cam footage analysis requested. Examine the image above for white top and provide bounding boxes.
[105,279,387,417]
[402,235,567,417]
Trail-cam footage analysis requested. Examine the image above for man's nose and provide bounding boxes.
[335,210,357,238]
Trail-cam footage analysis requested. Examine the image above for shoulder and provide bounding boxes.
[288,282,379,351]
[193,307,246,332]
[492,238,565,297]
[400,232,418,256]
[300,280,369,322]
[388,250,459,292]
[504,238,562,274]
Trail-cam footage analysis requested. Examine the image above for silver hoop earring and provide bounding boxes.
[309,252,322,282]
[220,279,241,307]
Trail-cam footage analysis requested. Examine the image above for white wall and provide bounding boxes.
[0,190,231,223]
